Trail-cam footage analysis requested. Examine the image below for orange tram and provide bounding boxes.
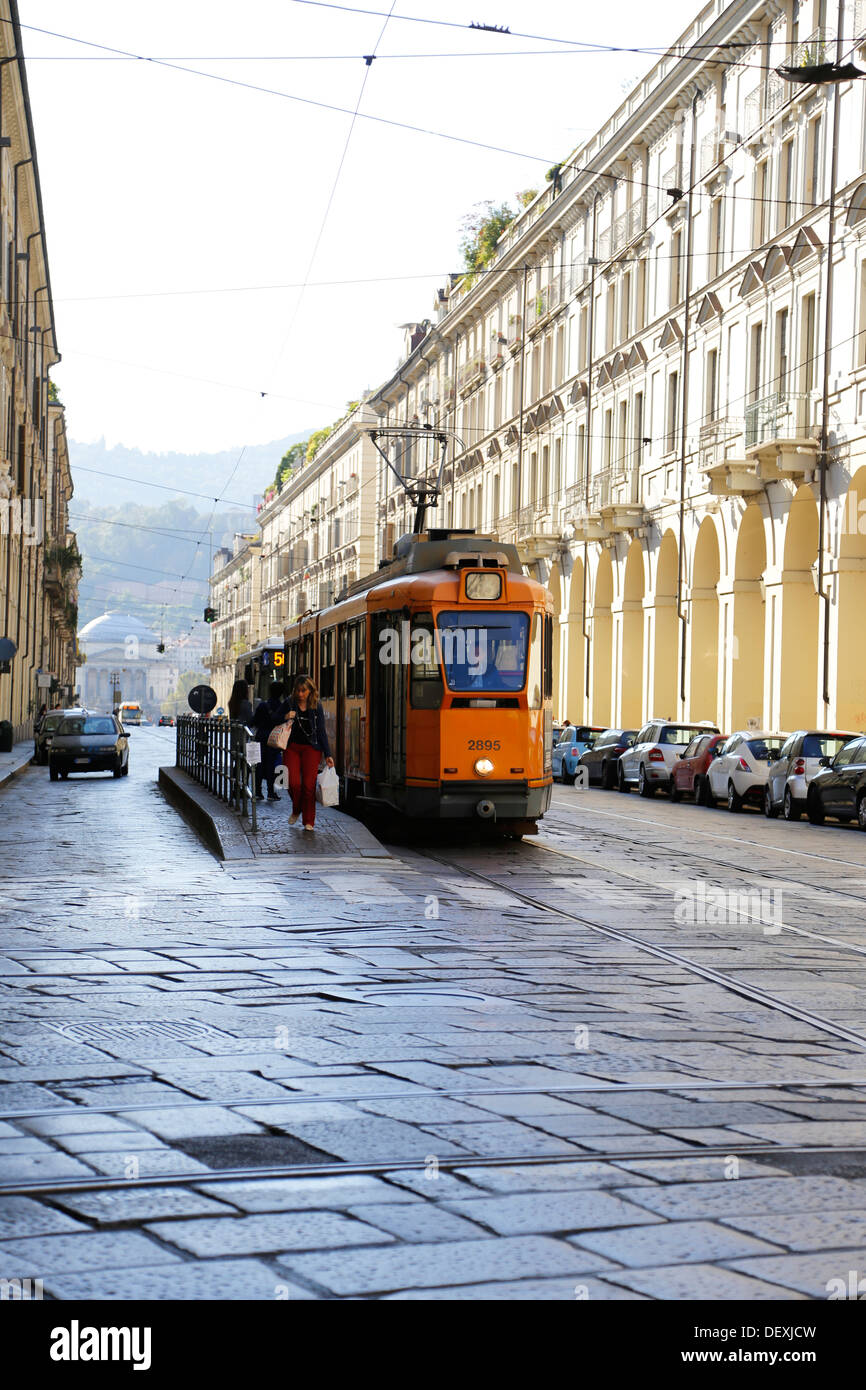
[281,529,555,836]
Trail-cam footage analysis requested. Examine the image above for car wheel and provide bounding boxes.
[617,763,630,793]
[113,764,122,778]
[121,763,129,777]
[60,769,69,781]
[49,765,58,782]
[727,781,743,813]
[669,780,681,803]
[638,765,654,798]
[561,766,575,786]
[764,787,779,819]
[783,788,801,822]
[807,789,825,825]
[696,776,711,808]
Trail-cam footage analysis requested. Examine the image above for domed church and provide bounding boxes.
[76,612,174,715]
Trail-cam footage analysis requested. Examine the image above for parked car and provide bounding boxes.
[669,732,726,802]
[618,719,720,796]
[578,728,637,788]
[158,715,175,727]
[48,712,130,781]
[33,707,84,765]
[765,729,857,821]
[552,725,606,785]
[806,736,866,829]
[703,729,787,811]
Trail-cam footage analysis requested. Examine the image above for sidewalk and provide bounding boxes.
[159,763,389,860]
[0,739,34,792]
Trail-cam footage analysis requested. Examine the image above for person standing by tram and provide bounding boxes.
[252,682,285,801]
[280,675,333,831]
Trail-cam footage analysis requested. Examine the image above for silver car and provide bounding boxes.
[765,729,857,821]
[618,719,720,797]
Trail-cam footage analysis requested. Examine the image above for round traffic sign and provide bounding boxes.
[187,684,218,714]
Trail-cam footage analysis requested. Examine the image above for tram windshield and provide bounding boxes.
[436,611,529,692]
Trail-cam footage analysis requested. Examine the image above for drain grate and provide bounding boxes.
[43,1019,228,1044]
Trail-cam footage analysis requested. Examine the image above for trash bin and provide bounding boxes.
[0,720,13,753]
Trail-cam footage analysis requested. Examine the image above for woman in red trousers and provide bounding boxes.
[281,675,333,831]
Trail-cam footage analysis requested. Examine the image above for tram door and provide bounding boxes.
[371,610,406,788]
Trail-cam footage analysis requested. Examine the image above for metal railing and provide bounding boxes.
[698,418,745,469]
[744,391,818,449]
[457,355,485,392]
[176,714,258,832]
[744,72,787,137]
[525,278,562,330]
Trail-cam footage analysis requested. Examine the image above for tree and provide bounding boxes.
[161,668,207,717]
[459,202,515,284]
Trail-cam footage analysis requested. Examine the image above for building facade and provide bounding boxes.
[209,0,866,737]
[0,1,78,738]
[76,613,174,716]
[205,534,262,708]
[369,0,866,734]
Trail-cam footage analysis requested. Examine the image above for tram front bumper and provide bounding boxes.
[432,780,552,821]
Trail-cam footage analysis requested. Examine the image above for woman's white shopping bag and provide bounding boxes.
[316,765,339,807]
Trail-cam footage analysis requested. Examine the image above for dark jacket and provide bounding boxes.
[252,695,285,740]
[280,699,330,758]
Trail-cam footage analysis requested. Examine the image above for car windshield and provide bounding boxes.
[58,717,117,737]
[747,738,784,761]
[436,611,528,692]
[803,734,851,759]
[659,726,709,745]
[43,714,65,732]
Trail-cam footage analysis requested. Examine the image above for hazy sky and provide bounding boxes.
[23,0,701,457]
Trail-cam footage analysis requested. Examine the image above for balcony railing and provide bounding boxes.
[457,354,485,393]
[744,72,788,138]
[789,27,836,71]
[745,392,819,449]
[700,131,720,177]
[487,337,506,368]
[525,278,562,330]
[698,418,746,469]
[662,162,682,195]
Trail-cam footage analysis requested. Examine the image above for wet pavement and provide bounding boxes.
[1,725,866,1299]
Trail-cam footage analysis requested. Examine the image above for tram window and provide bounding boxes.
[543,615,553,700]
[436,611,528,692]
[319,629,336,699]
[286,642,297,677]
[410,614,443,709]
[345,620,366,697]
[527,613,543,710]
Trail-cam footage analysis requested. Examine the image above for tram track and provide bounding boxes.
[3,1141,866,1201]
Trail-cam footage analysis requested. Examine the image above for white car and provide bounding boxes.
[618,719,720,797]
[704,730,787,812]
[765,730,858,821]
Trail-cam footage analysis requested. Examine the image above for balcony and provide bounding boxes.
[457,354,485,394]
[698,418,762,495]
[744,391,821,480]
[564,472,645,541]
[700,131,720,177]
[487,336,507,369]
[515,505,562,564]
[743,73,788,139]
[525,279,562,332]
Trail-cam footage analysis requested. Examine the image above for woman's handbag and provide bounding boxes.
[316,765,339,807]
[267,722,292,751]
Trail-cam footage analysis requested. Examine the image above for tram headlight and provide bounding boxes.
[474,758,495,777]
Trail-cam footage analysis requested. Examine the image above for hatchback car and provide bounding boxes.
[48,712,130,781]
[552,725,605,784]
[578,728,637,788]
[158,715,175,727]
[669,732,726,802]
[806,736,866,828]
[765,729,857,821]
[33,707,84,765]
[704,730,786,811]
[618,720,720,796]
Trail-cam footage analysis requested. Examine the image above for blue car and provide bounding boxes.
[552,725,605,785]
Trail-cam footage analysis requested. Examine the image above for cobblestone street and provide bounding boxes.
[1,726,865,1300]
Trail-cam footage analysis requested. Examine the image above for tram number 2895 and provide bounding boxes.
[467,740,501,751]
